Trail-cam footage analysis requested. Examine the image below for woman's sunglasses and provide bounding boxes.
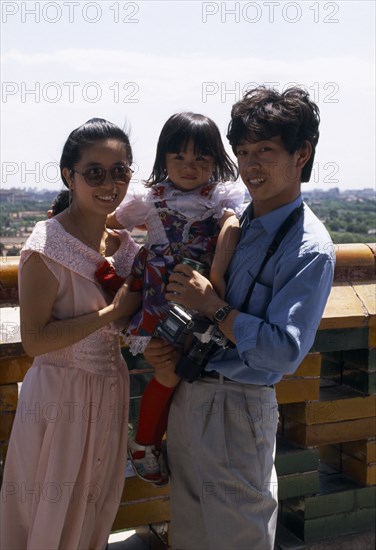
[73,165,133,187]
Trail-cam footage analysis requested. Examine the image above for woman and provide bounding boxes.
[0,118,141,549]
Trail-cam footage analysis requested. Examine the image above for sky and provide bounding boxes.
[1,0,375,192]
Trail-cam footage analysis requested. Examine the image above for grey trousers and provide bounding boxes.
[167,377,279,550]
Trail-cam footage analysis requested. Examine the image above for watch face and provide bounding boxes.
[214,306,231,323]
[215,310,226,321]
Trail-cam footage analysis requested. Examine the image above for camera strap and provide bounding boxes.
[238,202,304,312]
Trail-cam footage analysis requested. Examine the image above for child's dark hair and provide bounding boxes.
[147,112,237,185]
[60,118,133,188]
[227,87,320,182]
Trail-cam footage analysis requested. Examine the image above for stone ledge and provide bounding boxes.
[1,243,375,297]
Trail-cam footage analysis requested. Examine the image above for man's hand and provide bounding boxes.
[166,264,226,320]
[143,338,182,370]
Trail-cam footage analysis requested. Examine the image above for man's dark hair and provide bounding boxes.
[227,86,320,182]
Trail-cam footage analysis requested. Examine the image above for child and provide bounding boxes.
[107,112,245,484]
[0,118,141,549]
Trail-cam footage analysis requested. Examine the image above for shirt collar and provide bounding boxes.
[246,195,303,235]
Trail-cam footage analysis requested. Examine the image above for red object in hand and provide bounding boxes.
[95,260,125,297]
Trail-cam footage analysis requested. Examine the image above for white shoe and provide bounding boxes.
[128,438,162,483]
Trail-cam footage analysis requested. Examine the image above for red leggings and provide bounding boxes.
[135,377,177,449]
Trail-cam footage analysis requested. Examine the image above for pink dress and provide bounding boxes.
[0,218,139,550]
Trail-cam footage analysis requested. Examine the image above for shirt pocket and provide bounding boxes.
[248,281,272,318]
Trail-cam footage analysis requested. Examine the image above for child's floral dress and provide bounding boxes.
[114,180,245,354]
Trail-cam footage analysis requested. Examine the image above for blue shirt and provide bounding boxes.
[205,195,335,385]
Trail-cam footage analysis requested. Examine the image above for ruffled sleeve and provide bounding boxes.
[112,230,140,278]
[113,181,152,230]
[211,180,245,219]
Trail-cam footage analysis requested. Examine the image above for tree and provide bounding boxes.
[7,246,21,256]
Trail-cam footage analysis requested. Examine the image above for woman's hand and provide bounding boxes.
[20,254,141,357]
[112,277,142,319]
[166,264,225,319]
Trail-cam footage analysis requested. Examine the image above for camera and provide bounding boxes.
[153,257,209,346]
[175,325,228,383]
[154,303,195,347]
[154,303,228,383]
[153,256,229,382]
[154,303,228,382]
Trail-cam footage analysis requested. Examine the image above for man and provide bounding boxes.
[145,86,335,549]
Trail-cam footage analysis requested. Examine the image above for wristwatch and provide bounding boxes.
[213,305,234,325]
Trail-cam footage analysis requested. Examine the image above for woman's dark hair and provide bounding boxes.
[60,118,133,188]
[147,112,237,185]
[50,189,70,216]
[227,87,320,182]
